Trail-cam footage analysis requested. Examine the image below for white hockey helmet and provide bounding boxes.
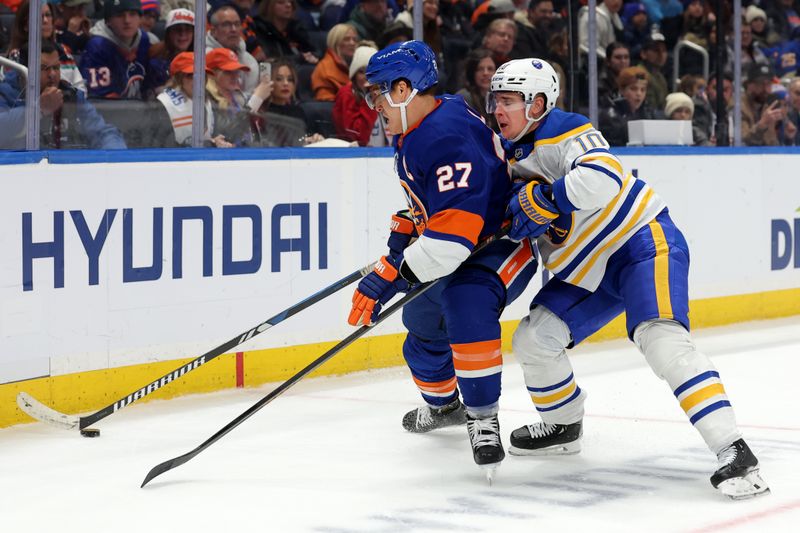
[487,58,560,141]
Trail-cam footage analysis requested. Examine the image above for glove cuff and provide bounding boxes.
[520,182,558,223]
[390,213,416,236]
[374,256,399,282]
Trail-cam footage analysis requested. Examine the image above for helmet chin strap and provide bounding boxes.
[385,88,419,133]
[510,102,551,143]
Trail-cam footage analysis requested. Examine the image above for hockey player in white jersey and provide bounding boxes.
[487,58,769,499]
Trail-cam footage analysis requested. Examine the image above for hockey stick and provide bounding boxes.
[141,224,510,488]
[16,263,375,432]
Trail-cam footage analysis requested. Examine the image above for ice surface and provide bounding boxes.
[1,317,799,532]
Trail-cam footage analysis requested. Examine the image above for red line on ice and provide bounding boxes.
[687,499,800,532]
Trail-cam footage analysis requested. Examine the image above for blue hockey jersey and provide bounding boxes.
[80,22,153,100]
[393,95,512,282]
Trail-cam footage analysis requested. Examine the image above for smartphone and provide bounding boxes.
[259,62,272,82]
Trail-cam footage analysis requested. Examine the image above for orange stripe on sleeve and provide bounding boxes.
[425,209,484,245]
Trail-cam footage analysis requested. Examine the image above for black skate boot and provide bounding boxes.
[508,420,583,456]
[710,439,770,499]
[402,398,466,433]
[466,414,505,484]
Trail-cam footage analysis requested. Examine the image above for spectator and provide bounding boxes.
[599,65,661,146]
[149,8,194,92]
[52,0,92,54]
[206,3,260,93]
[153,51,232,147]
[769,85,798,145]
[742,62,780,146]
[729,20,769,73]
[205,46,260,146]
[598,41,630,106]
[141,0,161,44]
[439,0,474,42]
[80,0,157,100]
[641,0,683,27]
[348,0,389,42]
[681,0,710,47]
[747,5,780,48]
[229,0,262,59]
[784,77,800,144]
[379,19,413,48]
[455,48,498,132]
[333,44,387,145]
[159,0,193,19]
[762,28,800,78]
[638,32,668,110]
[664,90,710,145]
[766,0,800,42]
[395,0,442,55]
[471,0,516,34]
[311,23,358,101]
[255,59,324,145]
[9,0,86,93]
[621,2,648,59]
[252,0,318,64]
[704,72,732,143]
[481,18,516,67]
[679,73,712,141]
[0,40,126,149]
[578,0,623,60]
[512,0,554,60]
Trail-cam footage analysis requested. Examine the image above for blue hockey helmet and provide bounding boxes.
[365,40,439,96]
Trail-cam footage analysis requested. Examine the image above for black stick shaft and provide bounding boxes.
[77,265,370,429]
[141,225,510,488]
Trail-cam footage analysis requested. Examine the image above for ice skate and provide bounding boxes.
[466,414,504,484]
[710,439,770,500]
[508,420,582,456]
[402,397,467,433]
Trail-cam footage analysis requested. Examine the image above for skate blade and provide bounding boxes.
[479,462,501,486]
[508,440,581,457]
[717,470,771,500]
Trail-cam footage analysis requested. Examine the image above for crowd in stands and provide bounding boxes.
[2,0,800,149]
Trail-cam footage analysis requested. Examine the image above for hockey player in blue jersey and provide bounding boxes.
[488,58,769,499]
[347,41,538,480]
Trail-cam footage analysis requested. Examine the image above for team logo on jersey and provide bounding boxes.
[515,147,524,159]
[532,60,543,69]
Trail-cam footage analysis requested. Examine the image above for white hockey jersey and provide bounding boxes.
[507,108,666,291]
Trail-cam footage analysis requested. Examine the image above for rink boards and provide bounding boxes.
[1,147,799,427]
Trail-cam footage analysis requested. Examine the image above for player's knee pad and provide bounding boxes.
[633,319,706,380]
[512,305,571,366]
[440,269,505,336]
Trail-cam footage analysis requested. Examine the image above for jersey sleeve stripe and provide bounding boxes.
[534,123,593,147]
[578,154,623,175]
[425,208,484,246]
[545,175,632,271]
[570,147,613,169]
[577,162,623,187]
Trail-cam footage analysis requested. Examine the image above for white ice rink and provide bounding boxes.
[1,317,799,532]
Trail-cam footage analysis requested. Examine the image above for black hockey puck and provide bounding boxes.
[80,428,100,438]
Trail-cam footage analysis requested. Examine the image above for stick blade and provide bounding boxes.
[17,392,80,431]
[141,451,197,488]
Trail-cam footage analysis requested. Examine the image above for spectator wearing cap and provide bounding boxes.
[349,0,390,43]
[578,0,623,60]
[255,59,324,145]
[378,19,413,48]
[153,51,227,147]
[149,8,195,91]
[471,0,516,34]
[664,91,711,145]
[207,4,260,93]
[747,5,780,48]
[205,46,268,146]
[742,62,782,146]
[311,23,358,101]
[0,40,126,149]
[333,44,388,146]
[481,18,516,66]
[8,0,86,93]
[598,41,630,106]
[512,0,555,60]
[621,2,649,58]
[140,0,161,44]
[455,48,499,132]
[52,0,92,54]
[766,0,800,42]
[681,0,710,47]
[252,0,318,65]
[638,32,668,110]
[599,65,661,146]
[80,0,157,100]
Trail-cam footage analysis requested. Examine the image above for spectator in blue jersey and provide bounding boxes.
[0,40,126,149]
[140,0,161,43]
[766,0,800,42]
[762,28,800,78]
[80,0,156,100]
[206,3,260,93]
[621,2,649,58]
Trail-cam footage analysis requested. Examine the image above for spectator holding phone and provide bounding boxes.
[742,62,781,146]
